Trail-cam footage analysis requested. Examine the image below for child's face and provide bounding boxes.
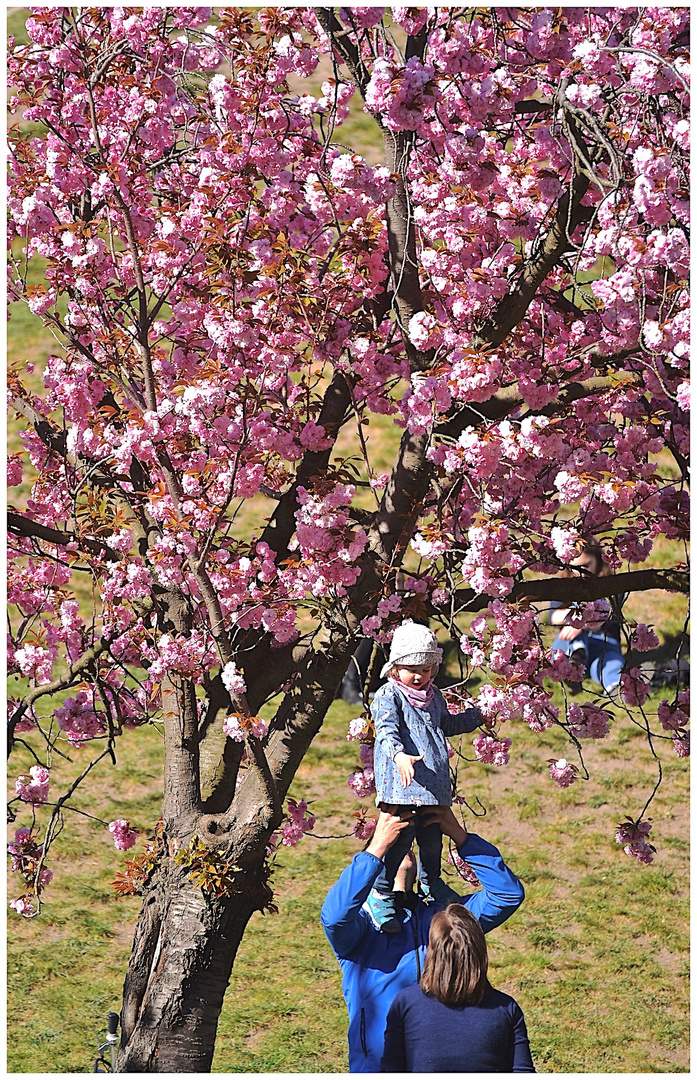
[396,664,436,689]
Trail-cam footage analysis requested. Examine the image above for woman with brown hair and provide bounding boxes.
[380,904,534,1072]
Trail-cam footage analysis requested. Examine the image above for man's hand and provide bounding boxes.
[366,808,413,861]
[394,751,422,788]
[419,805,467,849]
[558,625,582,641]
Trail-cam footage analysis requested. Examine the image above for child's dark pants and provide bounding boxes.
[373,805,443,895]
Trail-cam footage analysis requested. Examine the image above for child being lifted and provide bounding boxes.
[366,621,484,933]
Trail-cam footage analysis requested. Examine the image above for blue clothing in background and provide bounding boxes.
[371,681,481,806]
[552,629,624,690]
[380,983,535,1073]
[548,598,626,690]
[321,833,525,1073]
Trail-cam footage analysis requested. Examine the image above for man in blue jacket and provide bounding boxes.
[321,805,525,1073]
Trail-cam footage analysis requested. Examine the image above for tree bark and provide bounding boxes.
[118,858,258,1072]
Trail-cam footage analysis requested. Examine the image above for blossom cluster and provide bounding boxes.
[448,849,480,888]
[548,758,578,788]
[108,819,138,852]
[615,819,655,864]
[8,827,53,918]
[472,734,512,767]
[281,798,316,847]
[15,765,50,805]
[346,715,377,800]
[223,714,269,742]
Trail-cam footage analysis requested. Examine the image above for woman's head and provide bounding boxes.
[560,541,612,579]
[420,904,489,1006]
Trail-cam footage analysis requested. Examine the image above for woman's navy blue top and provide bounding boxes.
[380,983,535,1073]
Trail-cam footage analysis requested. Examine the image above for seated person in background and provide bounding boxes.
[321,806,525,1073]
[380,903,535,1073]
[549,542,625,697]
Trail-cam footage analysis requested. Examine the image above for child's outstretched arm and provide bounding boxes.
[437,691,484,737]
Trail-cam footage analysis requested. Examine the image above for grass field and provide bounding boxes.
[8,633,689,1073]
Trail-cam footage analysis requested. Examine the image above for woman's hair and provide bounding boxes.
[420,904,489,1007]
[558,541,613,579]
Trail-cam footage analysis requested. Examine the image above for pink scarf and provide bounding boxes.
[390,677,434,710]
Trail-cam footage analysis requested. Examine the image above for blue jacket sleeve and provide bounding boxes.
[455,832,525,933]
[379,996,407,1072]
[320,851,383,959]
[371,685,405,760]
[435,688,482,736]
[511,1001,536,1072]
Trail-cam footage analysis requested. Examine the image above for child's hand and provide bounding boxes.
[394,752,422,788]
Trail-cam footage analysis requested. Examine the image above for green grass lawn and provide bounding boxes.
[8,653,689,1072]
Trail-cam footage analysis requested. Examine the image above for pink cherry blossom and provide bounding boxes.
[359,743,374,769]
[448,850,480,888]
[472,734,512,767]
[657,700,689,731]
[353,814,377,841]
[615,819,655,864]
[672,731,689,758]
[568,703,611,740]
[549,758,577,788]
[348,768,376,798]
[346,717,371,741]
[221,662,247,697]
[620,669,651,707]
[630,624,660,652]
[108,819,138,851]
[55,691,105,747]
[15,765,50,804]
[281,798,316,846]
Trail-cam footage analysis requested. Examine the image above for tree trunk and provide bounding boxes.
[117,855,259,1072]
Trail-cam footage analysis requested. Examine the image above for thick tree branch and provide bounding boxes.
[257,369,352,558]
[476,82,598,349]
[8,510,121,563]
[9,395,67,458]
[447,569,689,615]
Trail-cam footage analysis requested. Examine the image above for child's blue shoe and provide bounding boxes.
[420,877,461,905]
[363,889,401,933]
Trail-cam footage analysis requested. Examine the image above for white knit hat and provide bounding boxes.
[380,622,443,678]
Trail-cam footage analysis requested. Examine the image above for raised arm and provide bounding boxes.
[320,810,411,959]
[320,851,382,959]
[437,692,483,737]
[420,806,525,933]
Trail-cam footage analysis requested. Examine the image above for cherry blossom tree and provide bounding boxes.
[8,6,689,1071]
